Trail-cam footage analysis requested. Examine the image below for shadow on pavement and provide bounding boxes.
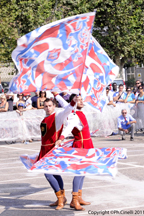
[0,183,75,216]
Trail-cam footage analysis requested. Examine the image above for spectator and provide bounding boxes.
[136,86,144,105]
[6,92,14,111]
[0,94,9,112]
[123,86,135,104]
[16,103,25,116]
[135,79,142,88]
[16,93,25,108]
[106,87,116,107]
[24,93,32,110]
[113,84,126,103]
[60,92,70,102]
[117,109,136,141]
[58,92,70,107]
[31,91,39,109]
[134,80,141,99]
[110,83,117,96]
[37,91,46,109]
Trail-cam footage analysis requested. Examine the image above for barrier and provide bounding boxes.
[0,103,143,142]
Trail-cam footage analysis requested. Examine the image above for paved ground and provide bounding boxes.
[0,132,144,216]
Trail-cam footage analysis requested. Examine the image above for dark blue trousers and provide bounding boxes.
[44,174,64,192]
[73,176,85,192]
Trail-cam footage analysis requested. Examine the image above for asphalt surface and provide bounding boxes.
[0,132,144,216]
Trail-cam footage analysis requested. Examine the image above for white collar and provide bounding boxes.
[46,111,55,117]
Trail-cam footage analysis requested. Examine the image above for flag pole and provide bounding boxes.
[79,10,97,95]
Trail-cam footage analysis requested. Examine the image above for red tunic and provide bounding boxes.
[72,111,94,149]
[37,113,63,160]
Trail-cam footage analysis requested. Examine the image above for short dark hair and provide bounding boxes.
[119,84,123,88]
[112,82,117,87]
[69,94,77,102]
[106,87,110,90]
[39,91,46,98]
[17,93,23,97]
[138,85,143,90]
[44,98,57,106]
[126,86,131,91]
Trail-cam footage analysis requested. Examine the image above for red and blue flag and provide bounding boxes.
[9,12,119,111]
[20,141,127,177]
[9,12,95,94]
[81,36,119,111]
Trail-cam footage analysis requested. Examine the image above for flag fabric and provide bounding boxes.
[20,143,127,177]
[9,12,95,94]
[81,36,119,111]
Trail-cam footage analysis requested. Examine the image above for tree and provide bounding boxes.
[0,0,54,62]
[91,0,144,76]
[54,0,144,76]
[0,0,144,75]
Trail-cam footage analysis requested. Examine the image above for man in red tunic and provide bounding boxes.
[38,97,77,210]
[54,93,94,211]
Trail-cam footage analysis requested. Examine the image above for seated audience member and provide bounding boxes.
[0,94,9,112]
[31,91,39,109]
[60,92,70,102]
[16,103,25,116]
[24,93,32,110]
[16,93,25,108]
[37,91,46,109]
[117,109,136,141]
[58,92,71,107]
[6,92,14,111]
[106,87,116,107]
[113,84,126,103]
[123,86,135,104]
[110,82,117,96]
[136,85,144,105]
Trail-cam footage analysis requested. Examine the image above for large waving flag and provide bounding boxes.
[9,12,95,94]
[81,36,119,111]
[20,140,127,177]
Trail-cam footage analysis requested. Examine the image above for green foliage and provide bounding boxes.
[0,0,54,62]
[92,0,144,69]
[125,77,136,87]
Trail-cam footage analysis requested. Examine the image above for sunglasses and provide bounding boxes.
[136,83,140,84]
[139,88,143,90]
[122,112,127,114]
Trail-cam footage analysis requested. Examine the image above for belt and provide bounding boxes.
[74,137,91,142]
[41,143,55,147]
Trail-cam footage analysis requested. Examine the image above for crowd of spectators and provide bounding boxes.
[106,79,144,107]
[0,79,144,114]
[0,78,144,143]
[0,89,71,114]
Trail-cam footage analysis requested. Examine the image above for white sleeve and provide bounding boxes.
[55,101,75,131]
[61,114,79,139]
[55,95,68,108]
